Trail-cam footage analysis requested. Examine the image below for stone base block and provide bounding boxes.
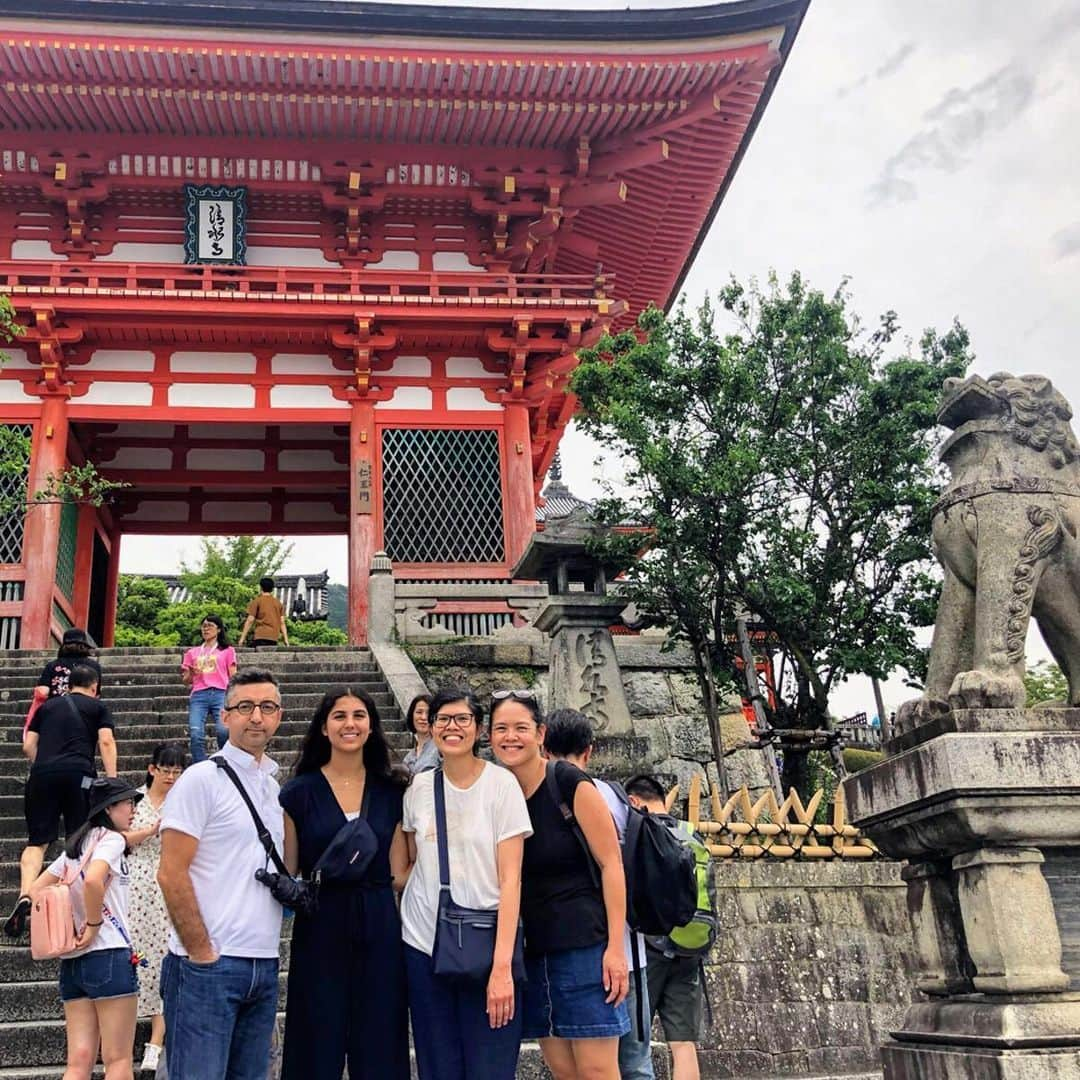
[843,728,1080,860]
[882,1042,1080,1079]
[894,997,1080,1047]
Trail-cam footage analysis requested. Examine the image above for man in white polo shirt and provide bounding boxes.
[157,669,285,1080]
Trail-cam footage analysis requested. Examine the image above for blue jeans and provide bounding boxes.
[404,944,522,1080]
[161,953,278,1080]
[619,963,655,1080]
[188,687,227,763]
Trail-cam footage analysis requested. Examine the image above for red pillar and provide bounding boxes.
[20,395,69,649]
[69,504,97,631]
[503,404,537,568]
[101,528,121,648]
[348,401,376,646]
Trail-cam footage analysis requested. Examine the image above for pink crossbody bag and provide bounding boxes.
[30,837,101,960]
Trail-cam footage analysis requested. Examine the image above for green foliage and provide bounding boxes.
[289,620,348,646]
[843,747,885,774]
[113,624,180,648]
[326,582,348,631]
[1025,661,1069,706]
[181,536,291,585]
[154,602,238,648]
[572,272,973,796]
[116,576,170,632]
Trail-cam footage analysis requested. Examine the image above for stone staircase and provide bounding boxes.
[0,645,401,1078]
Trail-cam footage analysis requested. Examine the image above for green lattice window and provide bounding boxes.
[381,428,505,563]
[0,424,31,564]
[54,500,78,599]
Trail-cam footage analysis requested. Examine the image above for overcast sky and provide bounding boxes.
[121,0,1080,715]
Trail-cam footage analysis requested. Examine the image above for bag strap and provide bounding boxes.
[433,768,451,893]
[63,832,102,887]
[212,757,289,877]
[545,762,600,889]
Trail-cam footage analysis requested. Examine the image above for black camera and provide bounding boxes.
[253,868,318,916]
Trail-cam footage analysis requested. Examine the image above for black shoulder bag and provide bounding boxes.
[212,757,317,917]
[431,768,526,983]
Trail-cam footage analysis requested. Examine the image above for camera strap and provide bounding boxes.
[212,757,290,877]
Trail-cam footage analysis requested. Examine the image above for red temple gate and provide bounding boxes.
[0,0,807,647]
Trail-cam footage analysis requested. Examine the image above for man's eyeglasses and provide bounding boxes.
[491,689,535,702]
[432,713,474,729]
[225,701,282,717]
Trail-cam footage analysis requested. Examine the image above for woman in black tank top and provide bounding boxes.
[489,691,629,1080]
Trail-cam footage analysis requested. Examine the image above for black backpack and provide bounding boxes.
[544,766,697,936]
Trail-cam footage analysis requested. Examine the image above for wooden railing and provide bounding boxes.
[0,260,616,308]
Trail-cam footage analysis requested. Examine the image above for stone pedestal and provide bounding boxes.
[844,713,1080,1078]
[533,595,634,735]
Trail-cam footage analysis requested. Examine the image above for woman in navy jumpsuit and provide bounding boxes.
[279,687,410,1079]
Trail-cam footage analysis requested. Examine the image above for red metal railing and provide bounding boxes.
[0,260,615,307]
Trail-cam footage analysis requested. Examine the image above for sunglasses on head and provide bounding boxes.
[491,689,536,702]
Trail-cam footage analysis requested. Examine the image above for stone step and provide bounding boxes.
[0,670,385,694]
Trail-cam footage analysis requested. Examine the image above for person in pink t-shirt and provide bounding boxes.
[180,615,238,763]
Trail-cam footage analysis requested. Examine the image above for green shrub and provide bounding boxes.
[843,747,884,774]
[289,620,348,646]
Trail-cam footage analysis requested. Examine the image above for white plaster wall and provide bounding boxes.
[245,246,337,268]
[446,387,500,411]
[79,382,154,407]
[106,422,174,439]
[447,356,500,379]
[281,424,339,440]
[269,385,346,409]
[96,242,185,262]
[375,386,432,410]
[126,502,189,522]
[186,448,265,470]
[366,250,420,270]
[1,349,33,369]
[169,384,255,408]
[100,447,172,469]
[278,449,342,471]
[285,501,347,523]
[432,251,483,270]
[84,350,156,372]
[187,423,262,439]
[270,354,339,376]
[11,240,58,259]
[0,380,37,403]
[387,355,431,377]
[202,502,271,522]
[170,352,257,374]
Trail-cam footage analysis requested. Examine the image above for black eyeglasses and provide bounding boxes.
[225,701,282,716]
[491,689,535,702]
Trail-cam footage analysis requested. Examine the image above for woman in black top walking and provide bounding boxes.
[279,687,411,1079]
[490,690,629,1080]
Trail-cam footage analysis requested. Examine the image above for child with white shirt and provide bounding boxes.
[28,777,142,1080]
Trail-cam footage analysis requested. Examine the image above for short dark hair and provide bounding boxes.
[225,668,280,705]
[68,663,100,691]
[146,741,186,788]
[625,774,667,804]
[259,576,275,592]
[429,686,483,755]
[543,709,594,758]
[405,693,433,735]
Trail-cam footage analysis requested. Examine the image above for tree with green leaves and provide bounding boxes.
[571,272,973,796]
[1025,661,1068,707]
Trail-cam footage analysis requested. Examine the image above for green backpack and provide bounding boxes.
[651,818,717,957]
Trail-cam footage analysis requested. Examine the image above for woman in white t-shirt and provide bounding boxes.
[400,687,532,1080]
[28,777,142,1080]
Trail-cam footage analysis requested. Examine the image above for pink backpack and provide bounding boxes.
[30,837,100,960]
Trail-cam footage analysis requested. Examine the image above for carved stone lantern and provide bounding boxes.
[513,506,634,735]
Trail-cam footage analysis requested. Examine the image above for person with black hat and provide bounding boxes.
[36,627,104,699]
[27,777,143,1080]
[5,663,118,938]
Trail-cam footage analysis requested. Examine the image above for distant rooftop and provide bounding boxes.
[139,571,329,618]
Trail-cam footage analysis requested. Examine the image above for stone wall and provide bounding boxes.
[407,639,771,797]
[703,861,915,1077]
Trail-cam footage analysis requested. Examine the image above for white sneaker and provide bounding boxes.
[140,1043,162,1073]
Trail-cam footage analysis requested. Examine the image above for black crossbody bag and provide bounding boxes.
[431,768,526,983]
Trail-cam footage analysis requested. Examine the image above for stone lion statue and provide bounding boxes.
[898,372,1080,732]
